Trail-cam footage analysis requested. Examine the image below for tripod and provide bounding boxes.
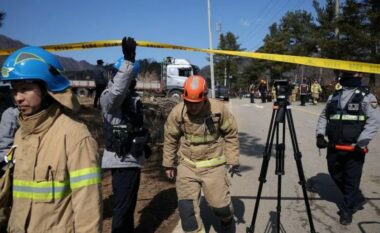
[246,99,316,233]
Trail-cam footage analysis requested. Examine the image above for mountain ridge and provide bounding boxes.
[0,34,95,71]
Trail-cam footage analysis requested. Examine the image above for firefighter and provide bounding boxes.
[258,80,267,103]
[1,46,102,232]
[311,80,323,105]
[163,75,240,233]
[316,71,380,225]
[100,37,149,233]
[271,85,276,102]
[291,83,299,102]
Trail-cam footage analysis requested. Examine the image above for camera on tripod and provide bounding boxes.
[247,80,317,233]
[273,79,293,101]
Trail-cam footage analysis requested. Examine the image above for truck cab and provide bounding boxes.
[162,57,194,98]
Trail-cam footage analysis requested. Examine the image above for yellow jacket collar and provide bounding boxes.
[19,103,61,138]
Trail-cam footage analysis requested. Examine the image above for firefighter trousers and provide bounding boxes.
[176,163,233,233]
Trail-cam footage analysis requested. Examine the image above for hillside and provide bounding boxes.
[0,34,95,71]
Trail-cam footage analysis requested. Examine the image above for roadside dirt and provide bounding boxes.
[76,97,180,233]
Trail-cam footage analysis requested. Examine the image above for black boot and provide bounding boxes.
[220,218,236,233]
[339,211,352,225]
[353,197,367,213]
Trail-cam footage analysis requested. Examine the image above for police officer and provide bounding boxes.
[100,37,149,233]
[163,75,240,233]
[316,71,380,225]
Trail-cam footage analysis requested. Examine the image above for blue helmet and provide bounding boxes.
[1,46,70,92]
[113,57,140,78]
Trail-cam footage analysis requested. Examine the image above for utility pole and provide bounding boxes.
[335,0,340,81]
[216,22,227,86]
[207,0,215,98]
[335,0,340,38]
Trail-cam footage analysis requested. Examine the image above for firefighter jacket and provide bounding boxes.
[8,103,102,233]
[311,83,322,94]
[100,60,145,169]
[316,87,380,147]
[163,98,239,168]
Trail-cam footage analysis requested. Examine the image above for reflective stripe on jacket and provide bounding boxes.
[163,99,239,168]
[316,87,380,147]
[325,89,367,144]
[8,104,102,233]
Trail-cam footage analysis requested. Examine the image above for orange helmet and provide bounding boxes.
[183,75,208,102]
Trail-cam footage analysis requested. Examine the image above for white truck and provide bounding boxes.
[136,57,198,98]
[70,79,96,97]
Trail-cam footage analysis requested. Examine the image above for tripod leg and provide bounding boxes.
[286,109,317,233]
[246,109,278,233]
[277,175,282,233]
[275,120,286,233]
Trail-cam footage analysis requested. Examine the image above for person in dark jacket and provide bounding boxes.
[93,59,108,108]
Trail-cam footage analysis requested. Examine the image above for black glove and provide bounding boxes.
[122,37,136,62]
[316,134,328,149]
[228,165,242,178]
[354,145,365,154]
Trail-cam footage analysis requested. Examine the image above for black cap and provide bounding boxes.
[97,59,104,65]
[339,71,362,87]
[340,71,362,78]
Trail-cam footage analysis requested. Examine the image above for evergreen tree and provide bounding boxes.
[313,0,341,59]
[251,10,317,80]
[214,32,244,89]
[363,0,380,87]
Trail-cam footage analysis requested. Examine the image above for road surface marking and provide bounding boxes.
[291,106,321,116]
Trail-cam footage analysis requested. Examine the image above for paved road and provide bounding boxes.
[172,98,380,233]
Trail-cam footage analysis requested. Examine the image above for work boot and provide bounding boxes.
[353,198,367,213]
[339,211,352,225]
[220,218,236,233]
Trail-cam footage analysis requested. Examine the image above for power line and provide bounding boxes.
[239,0,277,40]
[248,0,309,51]
[245,0,291,51]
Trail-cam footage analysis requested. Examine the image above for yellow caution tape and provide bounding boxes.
[1,39,380,74]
